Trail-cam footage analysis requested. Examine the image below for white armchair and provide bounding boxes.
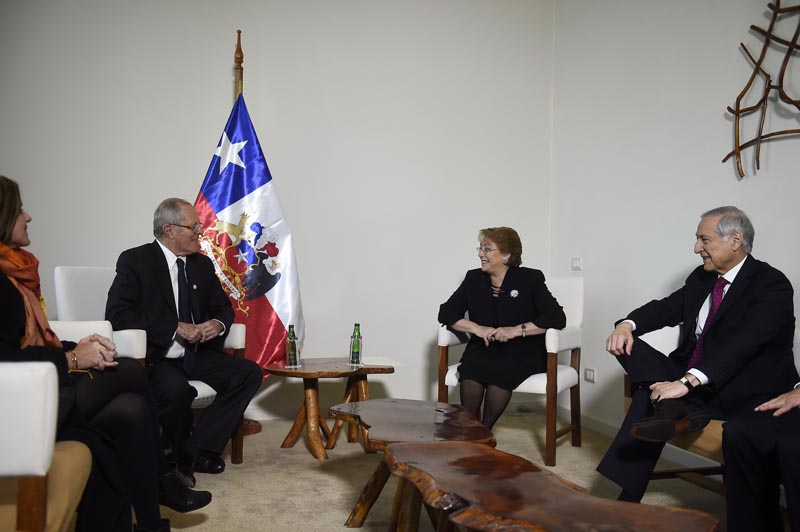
[437,276,583,466]
[0,362,91,532]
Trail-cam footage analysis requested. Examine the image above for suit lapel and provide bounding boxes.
[686,271,716,331]
[708,255,755,327]
[150,241,178,315]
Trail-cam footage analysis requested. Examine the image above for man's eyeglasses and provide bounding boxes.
[170,223,203,233]
[476,246,499,254]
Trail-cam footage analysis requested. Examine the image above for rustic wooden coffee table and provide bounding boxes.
[385,441,720,532]
[264,357,394,460]
[328,398,496,527]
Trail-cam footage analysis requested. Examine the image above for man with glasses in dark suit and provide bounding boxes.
[106,198,262,487]
[597,206,796,507]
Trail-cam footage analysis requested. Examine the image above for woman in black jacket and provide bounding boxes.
[439,227,566,429]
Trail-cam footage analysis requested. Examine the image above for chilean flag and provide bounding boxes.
[194,94,304,368]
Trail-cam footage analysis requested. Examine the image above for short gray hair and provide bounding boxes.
[153,198,192,238]
[701,206,754,254]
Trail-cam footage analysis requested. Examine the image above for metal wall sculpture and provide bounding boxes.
[723,1,800,178]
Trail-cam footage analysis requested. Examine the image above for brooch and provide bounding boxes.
[510,289,519,298]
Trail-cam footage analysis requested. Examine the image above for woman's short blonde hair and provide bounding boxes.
[479,227,522,267]
[0,176,22,245]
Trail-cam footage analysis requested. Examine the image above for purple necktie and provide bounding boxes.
[687,276,729,369]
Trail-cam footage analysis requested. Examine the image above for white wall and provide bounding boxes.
[550,0,800,429]
[0,0,555,418]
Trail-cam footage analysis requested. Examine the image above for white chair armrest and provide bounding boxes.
[49,320,113,343]
[438,323,469,347]
[545,325,582,353]
[0,362,58,476]
[113,329,147,360]
[224,323,246,350]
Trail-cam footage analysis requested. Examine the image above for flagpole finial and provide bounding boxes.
[234,30,244,100]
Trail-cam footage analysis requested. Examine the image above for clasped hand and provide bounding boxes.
[177,320,222,344]
[476,326,518,346]
[74,334,118,371]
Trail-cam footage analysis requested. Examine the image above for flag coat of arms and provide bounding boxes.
[194,94,304,368]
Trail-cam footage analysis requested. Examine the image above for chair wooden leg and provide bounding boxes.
[570,347,582,447]
[544,351,558,467]
[231,419,245,464]
[545,391,556,467]
[570,382,582,447]
[17,475,47,532]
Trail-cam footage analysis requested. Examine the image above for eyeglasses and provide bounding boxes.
[170,223,203,233]
[476,246,499,254]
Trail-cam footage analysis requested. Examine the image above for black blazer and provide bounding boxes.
[105,241,234,366]
[625,255,796,410]
[438,267,566,360]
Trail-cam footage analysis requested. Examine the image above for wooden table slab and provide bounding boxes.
[329,398,496,527]
[264,357,394,459]
[385,441,719,532]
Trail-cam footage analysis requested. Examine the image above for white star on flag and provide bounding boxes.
[234,249,249,264]
[214,131,248,174]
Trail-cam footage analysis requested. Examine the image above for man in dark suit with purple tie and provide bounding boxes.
[106,198,262,487]
[596,206,796,506]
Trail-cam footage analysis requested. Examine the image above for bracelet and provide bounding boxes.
[521,323,527,338]
[679,376,695,390]
[68,350,78,371]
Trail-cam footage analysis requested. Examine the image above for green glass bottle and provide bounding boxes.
[286,324,299,368]
[349,323,362,366]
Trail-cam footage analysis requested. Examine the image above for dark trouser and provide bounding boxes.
[148,349,262,461]
[596,339,723,500]
[73,358,164,531]
[723,408,800,532]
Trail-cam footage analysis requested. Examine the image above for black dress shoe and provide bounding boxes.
[194,452,225,474]
[159,469,212,513]
[135,518,171,532]
[630,398,710,443]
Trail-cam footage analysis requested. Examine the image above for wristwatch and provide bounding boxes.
[521,323,527,338]
[679,376,695,390]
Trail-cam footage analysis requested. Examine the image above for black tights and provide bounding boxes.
[460,379,512,429]
[74,358,166,530]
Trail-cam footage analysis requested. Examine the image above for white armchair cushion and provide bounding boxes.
[112,329,147,360]
[49,320,113,343]
[0,363,58,476]
[224,323,246,350]
[545,325,582,353]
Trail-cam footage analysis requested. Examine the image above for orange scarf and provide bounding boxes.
[0,243,62,349]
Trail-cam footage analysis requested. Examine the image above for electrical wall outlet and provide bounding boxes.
[571,257,583,271]
[584,368,596,383]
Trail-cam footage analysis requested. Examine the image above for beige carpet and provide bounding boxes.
[165,411,727,531]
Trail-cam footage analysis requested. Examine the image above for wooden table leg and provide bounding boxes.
[354,376,375,451]
[396,477,422,532]
[303,378,328,460]
[346,376,361,443]
[326,379,356,449]
[344,459,391,528]
[281,402,307,448]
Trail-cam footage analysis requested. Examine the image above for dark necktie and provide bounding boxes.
[176,258,196,373]
[687,276,729,369]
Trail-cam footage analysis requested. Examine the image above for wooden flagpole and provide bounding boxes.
[230,30,264,461]
[234,30,244,100]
